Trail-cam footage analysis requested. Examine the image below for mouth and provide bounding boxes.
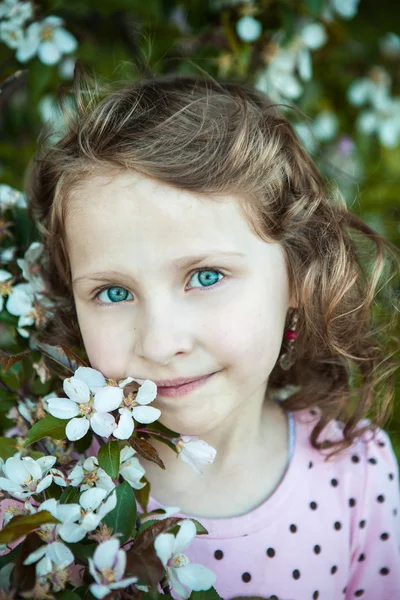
[155,372,217,398]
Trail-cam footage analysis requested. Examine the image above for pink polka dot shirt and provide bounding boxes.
[145,407,400,600]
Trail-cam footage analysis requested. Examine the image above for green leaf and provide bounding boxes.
[55,592,82,600]
[189,589,223,600]
[102,482,137,544]
[98,440,120,479]
[0,436,17,460]
[65,542,96,562]
[59,486,80,504]
[73,429,93,453]
[138,516,208,537]
[24,415,66,447]
[73,587,96,600]
[0,510,60,544]
[304,0,324,17]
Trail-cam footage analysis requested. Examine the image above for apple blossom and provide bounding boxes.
[23,498,79,576]
[88,538,138,599]
[0,269,13,312]
[0,455,66,500]
[68,456,115,492]
[154,520,216,599]
[175,435,217,475]
[57,488,117,543]
[113,378,161,440]
[16,16,78,66]
[118,445,146,490]
[46,368,124,441]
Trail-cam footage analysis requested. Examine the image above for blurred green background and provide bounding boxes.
[0,0,399,458]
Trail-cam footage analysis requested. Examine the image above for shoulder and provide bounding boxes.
[292,407,400,543]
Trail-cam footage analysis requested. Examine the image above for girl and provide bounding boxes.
[15,64,400,598]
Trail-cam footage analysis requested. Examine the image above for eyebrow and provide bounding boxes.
[72,251,246,286]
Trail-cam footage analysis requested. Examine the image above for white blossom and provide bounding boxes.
[154,520,216,599]
[348,69,400,148]
[23,498,80,576]
[0,245,17,264]
[175,436,217,476]
[0,269,13,312]
[16,15,78,66]
[5,281,35,337]
[0,20,24,48]
[255,21,326,102]
[113,378,161,440]
[236,16,262,43]
[0,184,27,209]
[88,539,138,599]
[57,488,117,543]
[118,445,146,490]
[0,455,65,500]
[0,0,33,26]
[68,456,116,493]
[46,367,124,441]
[17,241,45,293]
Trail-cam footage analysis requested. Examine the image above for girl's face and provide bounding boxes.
[66,170,293,434]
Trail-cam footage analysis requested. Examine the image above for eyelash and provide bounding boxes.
[92,267,226,306]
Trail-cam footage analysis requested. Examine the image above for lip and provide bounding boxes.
[149,373,217,387]
[155,372,217,397]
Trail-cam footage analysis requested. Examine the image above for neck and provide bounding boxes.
[139,396,289,518]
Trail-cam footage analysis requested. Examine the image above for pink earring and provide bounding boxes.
[278,308,298,371]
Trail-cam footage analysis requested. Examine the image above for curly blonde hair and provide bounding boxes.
[24,62,400,460]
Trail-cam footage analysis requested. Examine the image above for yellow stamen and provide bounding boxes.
[0,280,12,296]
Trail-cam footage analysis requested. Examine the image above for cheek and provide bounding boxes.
[209,289,286,370]
[75,304,129,377]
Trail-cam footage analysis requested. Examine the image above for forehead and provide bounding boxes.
[65,170,261,260]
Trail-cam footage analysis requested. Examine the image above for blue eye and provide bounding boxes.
[189,269,224,288]
[94,268,224,306]
[97,287,133,304]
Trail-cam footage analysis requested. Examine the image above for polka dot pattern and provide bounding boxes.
[137,409,400,599]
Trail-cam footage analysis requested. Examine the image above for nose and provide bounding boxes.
[134,298,192,366]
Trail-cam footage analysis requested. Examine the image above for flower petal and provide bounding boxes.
[110,576,138,589]
[53,27,77,53]
[63,376,91,403]
[36,554,52,576]
[135,380,157,405]
[169,567,190,599]
[93,539,119,572]
[38,40,61,65]
[132,405,161,424]
[113,410,134,440]
[174,520,196,554]
[58,522,86,543]
[66,416,90,441]
[154,533,175,566]
[74,367,106,391]
[94,386,123,412]
[37,456,57,474]
[6,283,34,316]
[47,541,74,569]
[4,457,31,484]
[90,584,112,599]
[97,490,117,519]
[80,487,107,511]
[176,562,216,592]
[24,545,47,565]
[113,549,127,582]
[47,397,81,419]
[90,412,117,438]
[36,473,53,494]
